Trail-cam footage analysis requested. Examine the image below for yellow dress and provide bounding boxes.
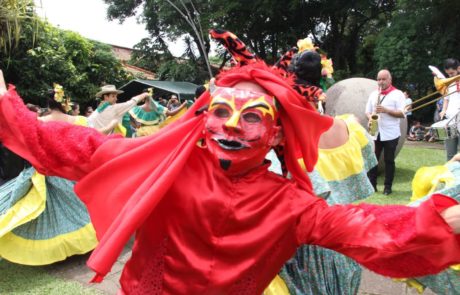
[0,115,97,265]
[266,114,377,295]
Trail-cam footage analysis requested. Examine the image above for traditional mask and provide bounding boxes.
[204,86,280,175]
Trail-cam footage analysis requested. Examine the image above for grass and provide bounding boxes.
[360,145,445,205]
[0,259,102,295]
[0,145,446,294]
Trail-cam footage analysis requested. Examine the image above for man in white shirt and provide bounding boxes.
[439,58,460,161]
[365,69,405,195]
[88,85,148,133]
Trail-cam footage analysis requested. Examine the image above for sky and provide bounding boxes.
[34,0,186,56]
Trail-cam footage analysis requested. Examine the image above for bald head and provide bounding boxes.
[377,69,392,90]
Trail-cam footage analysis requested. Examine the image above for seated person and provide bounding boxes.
[424,128,437,142]
[408,121,425,141]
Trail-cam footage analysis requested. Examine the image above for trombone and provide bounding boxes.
[406,74,460,113]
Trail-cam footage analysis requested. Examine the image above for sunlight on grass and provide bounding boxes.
[360,146,445,205]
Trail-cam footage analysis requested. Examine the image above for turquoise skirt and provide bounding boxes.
[408,162,460,294]
[0,167,97,265]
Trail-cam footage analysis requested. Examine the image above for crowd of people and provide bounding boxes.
[0,29,460,295]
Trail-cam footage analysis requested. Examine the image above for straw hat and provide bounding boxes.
[96,85,124,98]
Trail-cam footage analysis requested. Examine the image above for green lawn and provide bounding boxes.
[0,260,102,295]
[360,145,445,205]
[0,145,447,294]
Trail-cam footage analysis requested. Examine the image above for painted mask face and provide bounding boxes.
[204,86,280,175]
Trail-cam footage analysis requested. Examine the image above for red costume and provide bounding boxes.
[1,63,460,294]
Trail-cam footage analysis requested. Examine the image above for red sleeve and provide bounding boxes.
[0,86,112,180]
[297,194,460,278]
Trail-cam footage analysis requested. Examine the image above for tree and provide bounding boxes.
[0,0,37,55]
[104,0,400,83]
[0,15,131,106]
[374,0,460,121]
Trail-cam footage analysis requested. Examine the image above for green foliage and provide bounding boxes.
[0,0,37,55]
[105,0,398,83]
[157,59,207,83]
[0,16,131,106]
[374,0,460,121]
[130,37,173,71]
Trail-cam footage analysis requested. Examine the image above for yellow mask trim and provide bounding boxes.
[209,94,276,128]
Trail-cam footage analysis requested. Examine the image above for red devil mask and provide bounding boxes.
[204,86,281,175]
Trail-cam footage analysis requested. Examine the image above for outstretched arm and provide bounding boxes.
[0,72,113,180]
[297,194,460,278]
[165,101,187,116]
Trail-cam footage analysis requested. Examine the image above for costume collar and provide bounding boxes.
[96,101,111,113]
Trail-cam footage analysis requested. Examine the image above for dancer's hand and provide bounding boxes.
[441,205,460,234]
[0,70,6,96]
[133,92,149,103]
[448,153,460,163]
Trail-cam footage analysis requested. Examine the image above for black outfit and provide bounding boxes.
[0,144,26,180]
[367,134,399,193]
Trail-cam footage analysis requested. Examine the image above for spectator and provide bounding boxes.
[407,121,425,141]
[434,98,444,123]
[159,97,168,107]
[167,94,180,111]
[70,102,80,116]
[84,106,94,117]
[195,85,207,100]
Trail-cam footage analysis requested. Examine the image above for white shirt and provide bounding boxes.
[445,82,460,119]
[405,98,412,116]
[88,98,138,130]
[365,88,405,141]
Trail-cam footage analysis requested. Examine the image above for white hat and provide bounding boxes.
[96,85,124,98]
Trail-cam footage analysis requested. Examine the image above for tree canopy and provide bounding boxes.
[3,0,460,122]
[0,4,131,106]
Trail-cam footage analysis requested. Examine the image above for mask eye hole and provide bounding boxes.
[214,107,231,118]
[242,112,261,123]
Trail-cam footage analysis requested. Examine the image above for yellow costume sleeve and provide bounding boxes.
[411,165,454,202]
[264,275,290,295]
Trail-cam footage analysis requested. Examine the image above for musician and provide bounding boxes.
[365,69,405,195]
[439,58,460,160]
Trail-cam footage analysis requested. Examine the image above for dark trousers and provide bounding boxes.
[406,115,413,135]
[367,135,399,189]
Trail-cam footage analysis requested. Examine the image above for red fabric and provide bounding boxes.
[75,63,332,280]
[380,85,396,95]
[216,62,333,191]
[105,149,460,294]
[2,74,460,294]
[118,150,313,293]
[0,86,111,180]
[298,194,460,278]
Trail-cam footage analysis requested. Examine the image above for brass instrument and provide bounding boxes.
[368,88,381,137]
[368,113,379,136]
[406,74,460,113]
